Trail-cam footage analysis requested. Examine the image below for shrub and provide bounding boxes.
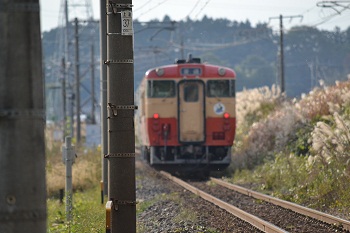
[306,111,350,209]
[231,78,350,212]
[231,85,284,170]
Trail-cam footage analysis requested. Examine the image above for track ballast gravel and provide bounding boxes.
[136,161,262,232]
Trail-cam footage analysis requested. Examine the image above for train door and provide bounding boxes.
[178,80,205,143]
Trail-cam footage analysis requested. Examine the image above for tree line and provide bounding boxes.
[42,15,350,109]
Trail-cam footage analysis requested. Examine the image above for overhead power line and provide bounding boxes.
[317,1,350,14]
[186,0,201,19]
[194,0,211,19]
[314,1,350,27]
[134,0,170,20]
[134,0,152,12]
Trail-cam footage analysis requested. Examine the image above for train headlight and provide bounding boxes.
[218,67,226,76]
[155,68,164,76]
[223,112,230,119]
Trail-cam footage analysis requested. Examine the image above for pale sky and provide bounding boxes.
[40,0,350,32]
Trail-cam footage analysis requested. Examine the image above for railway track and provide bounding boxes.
[136,159,265,232]
[160,171,350,233]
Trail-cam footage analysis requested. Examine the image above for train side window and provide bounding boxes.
[184,84,198,102]
[207,80,233,97]
[141,90,145,116]
[230,80,235,97]
[147,80,175,98]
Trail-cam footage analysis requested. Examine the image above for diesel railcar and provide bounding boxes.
[136,55,236,174]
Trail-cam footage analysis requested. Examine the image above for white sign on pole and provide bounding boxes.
[121,10,133,36]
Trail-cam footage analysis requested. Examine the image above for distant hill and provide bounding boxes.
[42,16,350,120]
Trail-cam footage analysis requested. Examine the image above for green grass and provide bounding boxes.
[47,186,105,233]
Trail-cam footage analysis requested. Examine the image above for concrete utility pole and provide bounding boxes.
[269,14,302,94]
[62,136,75,221]
[74,17,81,143]
[0,1,47,232]
[279,15,285,94]
[106,1,136,232]
[100,0,108,202]
[64,0,69,138]
[68,92,75,139]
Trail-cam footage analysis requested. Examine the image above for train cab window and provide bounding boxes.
[147,80,175,98]
[184,84,198,102]
[207,80,235,97]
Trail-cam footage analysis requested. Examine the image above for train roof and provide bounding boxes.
[144,56,236,79]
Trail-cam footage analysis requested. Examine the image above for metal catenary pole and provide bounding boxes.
[74,17,81,143]
[100,0,108,203]
[0,1,47,232]
[90,44,96,124]
[106,1,136,232]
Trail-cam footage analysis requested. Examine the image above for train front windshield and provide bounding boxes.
[147,80,175,98]
[207,80,235,97]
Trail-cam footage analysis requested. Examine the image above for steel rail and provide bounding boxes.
[211,177,350,231]
[160,171,288,233]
